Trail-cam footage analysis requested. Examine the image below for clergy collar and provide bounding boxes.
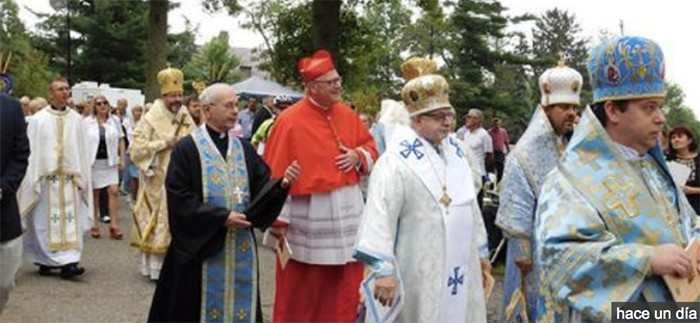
[50,104,67,112]
[308,97,331,110]
[206,124,228,140]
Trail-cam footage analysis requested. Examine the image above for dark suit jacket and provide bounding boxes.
[0,94,30,242]
[250,106,273,138]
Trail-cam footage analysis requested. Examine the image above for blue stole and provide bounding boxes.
[193,126,257,323]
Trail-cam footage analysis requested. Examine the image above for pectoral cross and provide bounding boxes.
[233,186,245,202]
[172,114,188,137]
[439,186,452,208]
[447,266,464,295]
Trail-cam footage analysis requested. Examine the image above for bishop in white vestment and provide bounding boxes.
[354,58,489,322]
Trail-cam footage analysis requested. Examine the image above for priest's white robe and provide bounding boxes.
[18,106,93,266]
[355,126,488,323]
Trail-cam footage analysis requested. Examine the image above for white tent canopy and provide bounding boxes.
[232,76,303,99]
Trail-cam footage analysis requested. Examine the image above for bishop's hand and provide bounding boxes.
[335,144,359,172]
[225,211,252,229]
[651,243,692,279]
[281,160,301,189]
[164,135,178,149]
[374,276,398,307]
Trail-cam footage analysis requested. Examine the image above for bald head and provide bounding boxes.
[200,83,239,133]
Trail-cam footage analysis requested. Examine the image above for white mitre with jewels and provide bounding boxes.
[538,60,583,107]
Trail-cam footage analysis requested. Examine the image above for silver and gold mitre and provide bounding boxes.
[539,60,583,107]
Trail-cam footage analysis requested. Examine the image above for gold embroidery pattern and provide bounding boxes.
[237,309,247,320]
[239,241,250,252]
[602,176,640,218]
[209,308,221,320]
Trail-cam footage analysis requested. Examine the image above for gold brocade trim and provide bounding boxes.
[225,230,234,321]
[129,242,169,254]
[138,204,161,246]
[47,179,54,248]
[237,309,248,320]
[49,241,79,251]
[592,92,665,104]
[58,115,66,248]
[200,255,210,323]
[60,175,66,245]
[131,187,154,240]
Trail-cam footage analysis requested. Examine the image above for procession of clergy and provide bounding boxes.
[4,33,697,323]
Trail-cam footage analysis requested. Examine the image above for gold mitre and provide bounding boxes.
[400,57,452,117]
[192,80,205,97]
[157,66,184,95]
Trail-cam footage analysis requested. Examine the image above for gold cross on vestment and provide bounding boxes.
[577,149,604,170]
[172,114,189,137]
[602,176,639,218]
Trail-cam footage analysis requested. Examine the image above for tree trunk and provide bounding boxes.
[311,0,341,64]
[146,0,168,102]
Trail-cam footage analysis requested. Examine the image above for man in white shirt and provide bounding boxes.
[463,108,493,210]
[463,109,493,176]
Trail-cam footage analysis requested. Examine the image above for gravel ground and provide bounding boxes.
[1,196,505,322]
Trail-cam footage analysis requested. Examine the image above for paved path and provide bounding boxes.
[1,196,504,322]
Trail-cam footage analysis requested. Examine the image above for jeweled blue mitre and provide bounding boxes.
[587,36,665,103]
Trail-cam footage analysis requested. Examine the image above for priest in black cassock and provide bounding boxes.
[148,83,300,323]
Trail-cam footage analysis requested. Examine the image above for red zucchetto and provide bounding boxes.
[298,49,336,84]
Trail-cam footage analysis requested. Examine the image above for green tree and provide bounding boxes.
[167,18,198,73]
[184,31,243,85]
[0,0,55,97]
[30,0,149,89]
[73,0,149,89]
[240,0,409,114]
[146,0,169,101]
[665,83,700,136]
[311,0,341,63]
[450,0,512,116]
[403,0,455,63]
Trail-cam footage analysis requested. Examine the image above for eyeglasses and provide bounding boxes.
[216,101,238,111]
[95,101,108,106]
[422,111,457,122]
[313,76,342,86]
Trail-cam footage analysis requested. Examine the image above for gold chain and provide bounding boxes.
[425,142,452,208]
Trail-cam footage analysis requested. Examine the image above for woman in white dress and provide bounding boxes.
[86,95,124,239]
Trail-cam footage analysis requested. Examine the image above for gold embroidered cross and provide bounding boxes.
[172,113,189,137]
[578,149,603,170]
[233,186,245,202]
[238,309,247,320]
[641,227,662,245]
[602,176,639,218]
[209,308,221,320]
